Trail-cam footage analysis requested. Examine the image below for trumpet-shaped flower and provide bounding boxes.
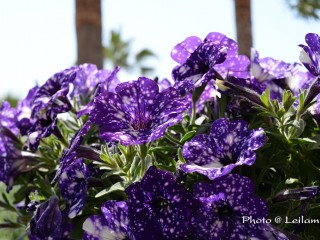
[182,118,265,180]
[89,77,189,145]
[125,166,196,239]
[299,33,320,76]
[171,32,250,87]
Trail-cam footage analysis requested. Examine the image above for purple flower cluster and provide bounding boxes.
[82,167,286,240]
[4,31,320,240]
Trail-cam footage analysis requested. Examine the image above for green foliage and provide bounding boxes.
[287,0,320,19]
[103,30,157,75]
[0,95,19,107]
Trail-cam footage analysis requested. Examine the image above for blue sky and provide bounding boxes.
[0,0,319,98]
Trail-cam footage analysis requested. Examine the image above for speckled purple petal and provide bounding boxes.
[193,174,269,240]
[28,67,78,150]
[182,118,265,180]
[204,32,238,56]
[306,33,320,53]
[0,101,19,135]
[171,36,202,64]
[158,78,172,91]
[76,66,121,118]
[28,118,57,151]
[52,121,91,183]
[125,166,196,239]
[29,196,62,239]
[299,43,320,76]
[16,86,38,135]
[287,70,315,95]
[251,48,299,82]
[0,135,19,190]
[172,37,227,86]
[0,102,21,190]
[205,32,250,79]
[59,159,89,218]
[215,55,250,79]
[82,201,129,240]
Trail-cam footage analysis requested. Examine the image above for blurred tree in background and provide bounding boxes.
[287,0,320,19]
[0,95,19,107]
[234,0,320,58]
[234,0,252,57]
[103,30,156,75]
[76,0,103,68]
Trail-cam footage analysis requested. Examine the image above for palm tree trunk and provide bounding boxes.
[76,0,103,68]
[235,0,253,57]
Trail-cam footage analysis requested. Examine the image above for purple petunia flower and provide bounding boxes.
[250,48,299,100]
[89,77,189,146]
[52,120,93,183]
[286,70,315,96]
[28,66,78,151]
[171,34,227,87]
[0,101,20,190]
[182,118,265,180]
[27,64,119,151]
[71,63,119,102]
[29,196,63,240]
[299,33,320,76]
[82,200,130,240]
[207,32,250,79]
[193,174,287,240]
[125,166,196,239]
[171,32,250,87]
[76,65,120,118]
[251,49,298,83]
[59,158,89,218]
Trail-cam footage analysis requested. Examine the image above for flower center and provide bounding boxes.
[131,117,150,130]
[151,196,169,213]
[216,201,233,218]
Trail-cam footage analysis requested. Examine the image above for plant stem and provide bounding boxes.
[139,144,148,177]
[165,132,182,145]
[190,100,197,125]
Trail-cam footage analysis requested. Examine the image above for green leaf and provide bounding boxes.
[192,83,207,102]
[289,137,317,144]
[148,146,177,153]
[260,88,271,108]
[178,147,186,163]
[285,178,301,185]
[135,49,156,62]
[101,169,124,179]
[276,107,286,118]
[282,90,296,111]
[95,182,125,198]
[180,131,196,144]
[168,125,185,134]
